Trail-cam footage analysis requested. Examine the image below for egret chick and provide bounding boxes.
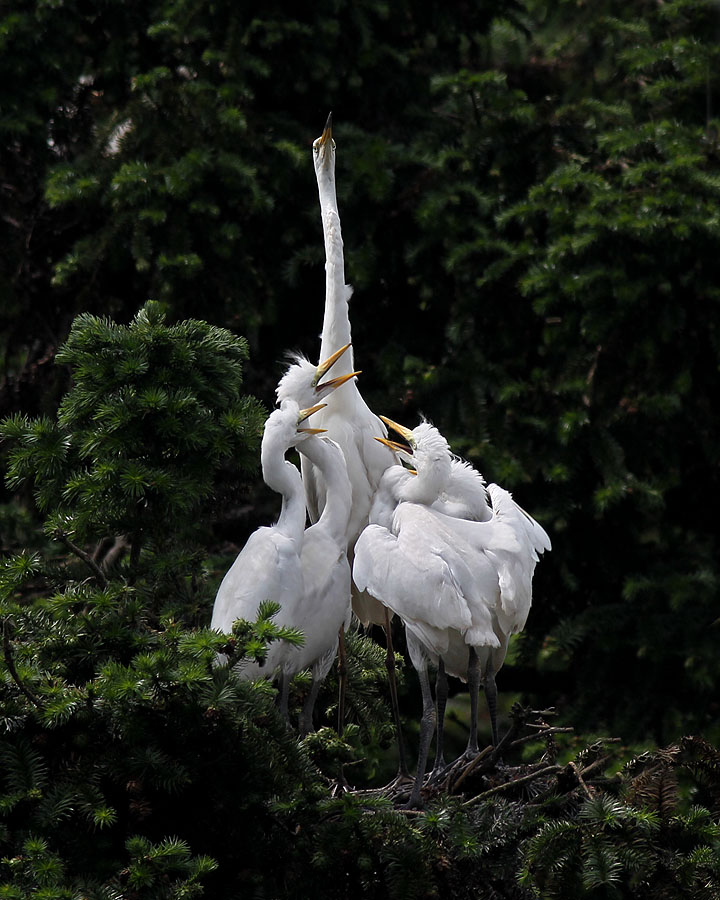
[211,390,352,734]
[354,417,550,807]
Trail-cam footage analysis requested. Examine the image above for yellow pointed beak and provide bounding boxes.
[320,370,361,391]
[312,342,351,387]
[313,112,334,167]
[297,402,326,424]
[297,427,327,435]
[319,112,332,147]
[374,436,410,454]
[379,415,416,448]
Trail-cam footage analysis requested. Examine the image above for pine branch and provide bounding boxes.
[2,620,42,708]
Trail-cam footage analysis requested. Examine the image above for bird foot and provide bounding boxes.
[382,769,415,793]
[427,760,450,784]
[402,791,425,811]
[330,767,352,797]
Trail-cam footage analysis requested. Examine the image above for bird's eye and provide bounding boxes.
[331,139,336,150]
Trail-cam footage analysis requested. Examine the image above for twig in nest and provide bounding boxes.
[579,754,614,779]
[462,764,562,808]
[511,726,574,747]
[568,761,593,798]
[447,745,494,793]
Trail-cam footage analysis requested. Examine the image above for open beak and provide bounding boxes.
[374,437,416,468]
[297,403,326,424]
[379,415,416,448]
[319,370,361,392]
[374,437,410,454]
[313,342,360,394]
[297,402,328,434]
[314,342,350,384]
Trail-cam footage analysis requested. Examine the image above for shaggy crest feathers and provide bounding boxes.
[275,355,318,409]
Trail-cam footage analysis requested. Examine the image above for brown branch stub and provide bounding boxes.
[56,530,107,588]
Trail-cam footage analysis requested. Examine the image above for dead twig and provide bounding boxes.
[510,726,574,747]
[462,764,562,808]
[56,531,107,588]
[446,745,494,793]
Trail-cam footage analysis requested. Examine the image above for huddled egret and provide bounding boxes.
[274,342,359,731]
[353,418,550,807]
[304,113,408,775]
[211,375,353,735]
[275,341,360,412]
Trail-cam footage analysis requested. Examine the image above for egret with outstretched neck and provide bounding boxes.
[304,114,409,776]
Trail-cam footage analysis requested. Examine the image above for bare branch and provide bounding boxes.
[462,764,562,809]
[56,531,107,588]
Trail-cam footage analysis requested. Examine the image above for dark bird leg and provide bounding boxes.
[405,661,435,809]
[278,672,291,728]
[430,658,448,778]
[483,663,499,748]
[336,626,347,735]
[299,674,322,738]
[384,609,411,782]
[466,647,481,757]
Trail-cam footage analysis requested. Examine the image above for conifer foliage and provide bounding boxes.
[2,301,264,586]
[0,306,719,898]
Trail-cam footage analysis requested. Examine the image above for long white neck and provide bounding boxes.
[261,438,307,545]
[298,437,351,544]
[400,456,452,507]
[316,165,355,375]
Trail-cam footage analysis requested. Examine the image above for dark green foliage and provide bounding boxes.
[0,304,719,896]
[378,0,720,744]
[1,301,264,596]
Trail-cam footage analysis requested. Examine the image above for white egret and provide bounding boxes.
[275,341,360,411]
[353,418,550,807]
[305,114,408,774]
[211,382,353,735]
[211,401,319,669]
[305,114,395,559]
[289,430,353,735]
[273,343,359,733]
[379,417,493,523]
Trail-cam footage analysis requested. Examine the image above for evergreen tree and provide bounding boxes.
[0,299,718,898]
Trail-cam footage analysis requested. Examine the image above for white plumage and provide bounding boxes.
[304,114,396,613]
[301,114,409,776]
[211,376,353,735]
[353,417,550,806]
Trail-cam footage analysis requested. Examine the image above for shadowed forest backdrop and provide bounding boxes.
[1,0,720,897]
